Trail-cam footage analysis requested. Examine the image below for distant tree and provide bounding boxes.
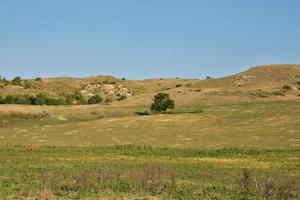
[11,76,22,86]
[122,77,126,81]
[0,95,3,104]
[88,95,103,104]
[35,77,42,82]
[151,93,175,113]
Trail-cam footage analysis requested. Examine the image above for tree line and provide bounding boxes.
[0,93,103,105]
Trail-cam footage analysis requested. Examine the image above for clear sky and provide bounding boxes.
[0,0,299,80]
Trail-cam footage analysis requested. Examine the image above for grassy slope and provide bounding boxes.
[0,101,299,149]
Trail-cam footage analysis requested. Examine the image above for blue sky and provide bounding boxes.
[0,0,299,79]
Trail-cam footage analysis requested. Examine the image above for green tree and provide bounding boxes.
[35,77,42,82]
[33,93,48,105]
[150,93,175,112]
[3,95,15,104]
[88,95,103,104]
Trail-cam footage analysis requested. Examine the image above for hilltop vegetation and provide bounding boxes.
[0,65,299,106]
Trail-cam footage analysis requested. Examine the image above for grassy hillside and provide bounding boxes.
[1,64,299,103]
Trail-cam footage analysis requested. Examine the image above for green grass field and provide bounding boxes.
[0,145,299,199]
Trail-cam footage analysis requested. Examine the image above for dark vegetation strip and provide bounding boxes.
[1,145,299,158]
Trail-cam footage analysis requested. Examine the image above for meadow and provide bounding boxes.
[0,100,299,199]
[0,145,299,199]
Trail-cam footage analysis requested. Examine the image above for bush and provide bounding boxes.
[11,76,22,86]
[46,98,66,105]
[151,93,175,113]
[35,77,42,82]
[175,84,182,88]
[23,81,33,89]
[32,93,48,105]
[282,85,292,90]
[88,95,103,104]
[3,95,15,104]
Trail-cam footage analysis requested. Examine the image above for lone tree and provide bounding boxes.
[151,93,175,112]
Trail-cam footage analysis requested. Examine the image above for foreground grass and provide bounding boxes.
[0,145,299,199]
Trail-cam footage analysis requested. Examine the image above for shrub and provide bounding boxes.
[33,93,48,105]
[151,93,175,113]
[88,95,103,104]
[0,77,10,85]
[23,81,33,89]
[35,77,42,82]
[122,77,126,81]
[3,95,15,104]
[11,76,22,86]
[175,84,182,88]
[282,85,292,90]
[46,98,66,105]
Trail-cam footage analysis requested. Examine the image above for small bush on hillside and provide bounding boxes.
[35,77,42,82]
[282,85,292,91]
[88,95,103,104]
[3,95,15,104]
[0,76,10,85]
[11,76,22,86]
[23,81,33,89]
[122,77,126,81]
[151,93,175,113]
[175,84,182,88]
